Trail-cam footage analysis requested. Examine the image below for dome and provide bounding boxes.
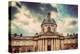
[41,12,57,33]
[42,18,56,25]
[41,12,57,25]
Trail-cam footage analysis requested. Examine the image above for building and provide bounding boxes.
[9,12,78,53]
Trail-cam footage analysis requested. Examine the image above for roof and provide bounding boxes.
[42,18,56,25]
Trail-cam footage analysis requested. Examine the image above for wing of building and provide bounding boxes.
[9,12,78,53]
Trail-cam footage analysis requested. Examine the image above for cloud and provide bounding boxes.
[69,20,77,25]
[56,16,78,35]
[10,2,78,36]
[11,5,41,36]
[21,2,58,15]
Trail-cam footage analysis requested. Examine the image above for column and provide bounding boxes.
[42,39,44,51]
[59,39,61,50]
[44,39,47,51]
[56,39,60,50]
[54,39,56,50]
[37,40,39,51]
[42,39,43,51]
[51,39,54,50]
[41,40,43,51]
[39,40,42,51]
[61,40,64,49]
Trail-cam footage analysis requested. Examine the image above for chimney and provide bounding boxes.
[20,34,22,37]
[14,33,17,37]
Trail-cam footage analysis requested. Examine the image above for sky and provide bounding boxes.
[9,1,78,36]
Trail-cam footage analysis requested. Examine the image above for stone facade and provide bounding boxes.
[9,12,78,53]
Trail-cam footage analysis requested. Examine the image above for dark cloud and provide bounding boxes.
[9,2,78,35]
[9,2,78,21]
[9,1,18,20]
[62,5,78,18]
[21,2,58,15]
[9,6,18,20]
[69,20,77,25]
[67,5,78,18]
[9,2,58,21]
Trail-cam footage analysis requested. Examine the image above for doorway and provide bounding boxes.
[47,39,51,51]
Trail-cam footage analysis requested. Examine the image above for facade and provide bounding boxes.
[9,12,78,53]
